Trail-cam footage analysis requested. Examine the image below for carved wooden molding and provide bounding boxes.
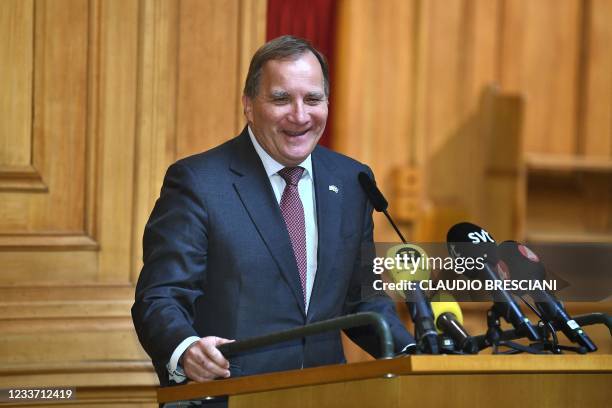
[0,361,158,405]
[0,165,47,192]
[0,234,98,251]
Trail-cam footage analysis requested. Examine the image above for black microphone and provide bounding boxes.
[385,244,440,354]
[498,240,597,352]
[446,222,540,341]
[358,172,439,354]
[431,292,479,354]
[358,172,406,243]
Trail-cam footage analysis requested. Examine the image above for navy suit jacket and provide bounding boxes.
[132,128,414,386]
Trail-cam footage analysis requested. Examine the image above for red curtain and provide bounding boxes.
[266,0,337,147]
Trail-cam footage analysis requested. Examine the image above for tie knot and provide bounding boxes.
[278,166,304,186]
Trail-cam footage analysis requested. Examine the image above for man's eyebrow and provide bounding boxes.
[305,92,326,99]
[268,90,290,98]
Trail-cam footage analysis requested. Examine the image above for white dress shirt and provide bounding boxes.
[167,127,319,382]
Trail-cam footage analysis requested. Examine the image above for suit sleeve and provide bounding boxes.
[343,167,415,356]
[131,162,208,369]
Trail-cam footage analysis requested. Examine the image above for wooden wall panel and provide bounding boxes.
[334,0,503,240]
[0,0,33,168]
[581,0,612,157]
[0,0,94,285]
[1,330,147,364]
[0,0,266,403]
[500,0,581,155]
[30,0,88,230]
[0,0,140,366]
[333,0,417,240]
[0,251,98,284]
[94,0,140,282]
[0,362,158,406]
[333,0,610,242]
[131,0,266,278]
[334,0,416,164]
[0,0,88,228]
[235,0,268,133]
[176,0,241,157]
[130,0,180,281]
[419,0,501,226]
[333,0,611,362]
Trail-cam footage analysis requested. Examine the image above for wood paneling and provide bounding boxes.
[176,0,241,157]
[0,330,147,364]
[0,0,33,168]
[235,0,267,133]
[419,0,501,234]
[0,251,98,284]
[94,0,140,282]
[500,0,581,155]
[0,0,266,404]
[0,0,88,229]
[131,0,180,281]
[333,0,611,243]
[0,362,157,407]
[333,0,611,365]
[581,0,612,157]
[333,0,417,240]
[0,0,93,285]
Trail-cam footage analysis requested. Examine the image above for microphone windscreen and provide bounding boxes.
[446,221,499,265]
[498,240,546,281]
[385,244,431,284]
[358,171,388,212]
[430,292,464,333]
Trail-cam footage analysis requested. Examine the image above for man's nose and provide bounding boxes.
[287,101,308,124]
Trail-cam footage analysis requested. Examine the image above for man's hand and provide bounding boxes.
[181,336,234,382]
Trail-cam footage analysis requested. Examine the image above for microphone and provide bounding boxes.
[446,222,540,341]
[357,171,439,354]
[431,292,478,354]
[498,240,597,352]
[385,244,439,354]
[358,172,407,243]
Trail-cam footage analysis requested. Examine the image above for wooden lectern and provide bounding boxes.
[158,355,612,407]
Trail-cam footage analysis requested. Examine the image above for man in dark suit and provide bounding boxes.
[132,35,414,388]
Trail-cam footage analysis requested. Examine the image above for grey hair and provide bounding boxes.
[243,35,330,98]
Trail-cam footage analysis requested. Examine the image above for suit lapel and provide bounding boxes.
[308,148,343,320]
[230,130,306,315]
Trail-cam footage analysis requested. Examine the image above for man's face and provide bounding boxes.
[243,51,328,167]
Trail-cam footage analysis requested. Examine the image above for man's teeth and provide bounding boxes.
[284,129,308,136]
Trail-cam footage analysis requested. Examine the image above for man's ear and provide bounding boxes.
[242,95,253,123]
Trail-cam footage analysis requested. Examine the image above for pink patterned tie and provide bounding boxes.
[278,167,307,304]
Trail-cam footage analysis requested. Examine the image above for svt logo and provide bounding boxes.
[467,229,494,244]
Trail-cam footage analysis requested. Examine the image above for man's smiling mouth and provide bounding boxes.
[282,128,310,137]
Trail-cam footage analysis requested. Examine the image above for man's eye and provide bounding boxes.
[271,97,290,105]
[305,98,324,106]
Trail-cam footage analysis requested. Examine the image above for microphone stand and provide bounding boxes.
[483,306,545,354]
[474,312,611,355]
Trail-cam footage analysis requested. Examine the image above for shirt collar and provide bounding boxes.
[248,126,313,179]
